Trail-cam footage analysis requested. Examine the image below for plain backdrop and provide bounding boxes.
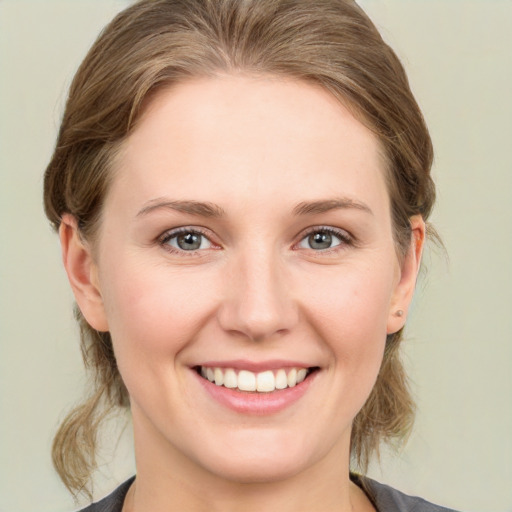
[0,1,511,511]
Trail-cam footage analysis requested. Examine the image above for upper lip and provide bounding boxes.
[194,359,317,372]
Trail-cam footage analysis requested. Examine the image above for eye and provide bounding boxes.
[160,229,213,252]
[297,228,350,251]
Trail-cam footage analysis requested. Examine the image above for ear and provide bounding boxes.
[387,215,426,334]
[59,214,109,332]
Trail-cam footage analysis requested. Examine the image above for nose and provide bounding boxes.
[217,249,299,342]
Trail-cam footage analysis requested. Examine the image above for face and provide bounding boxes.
[64,75,422,485]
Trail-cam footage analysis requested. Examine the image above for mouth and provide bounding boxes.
[194,365,320,393]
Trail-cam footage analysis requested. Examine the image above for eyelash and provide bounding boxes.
[158,227,216,256]
[296,226,353,253]
[157,226,353,255]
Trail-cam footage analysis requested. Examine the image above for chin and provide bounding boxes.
[188,428,321,484]
[202,453,304,484]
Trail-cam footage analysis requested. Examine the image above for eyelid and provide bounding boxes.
[157,226,219,254]
[155,225,354,255]
[294,226,354,251]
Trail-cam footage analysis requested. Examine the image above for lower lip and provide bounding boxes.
[194,370,318,415]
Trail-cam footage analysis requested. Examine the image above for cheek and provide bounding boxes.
[99,259,219,367]
[298,261,394,374]
[301,261,395,334]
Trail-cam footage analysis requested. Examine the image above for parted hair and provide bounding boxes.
[44,0,435,497]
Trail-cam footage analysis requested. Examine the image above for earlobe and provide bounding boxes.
[59,214,109,332]
[387,215,426,334]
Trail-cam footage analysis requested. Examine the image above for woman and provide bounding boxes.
[44,0,456,510]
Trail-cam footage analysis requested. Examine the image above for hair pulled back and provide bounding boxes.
[44,0,435,497]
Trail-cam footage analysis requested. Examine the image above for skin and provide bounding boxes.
[60,75,424,512]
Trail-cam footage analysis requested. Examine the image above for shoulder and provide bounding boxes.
[77,477,135,512]
[360,477,460,512]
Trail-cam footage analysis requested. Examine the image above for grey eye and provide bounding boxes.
[309,232,333,250]
[166,231,212,251]
[299,230,343,250]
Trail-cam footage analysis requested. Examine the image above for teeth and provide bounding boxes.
[223,368,237,388]
[199,366,312,392]
[287,368,297,388]
[214,368,224,386]
[296,368,307,384]
[256,370,275,392]
[238,370,256,391]
[275,369,288,390]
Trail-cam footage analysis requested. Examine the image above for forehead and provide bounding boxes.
[112,74,389,215]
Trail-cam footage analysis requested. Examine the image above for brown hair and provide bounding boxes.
[44,0,435,497]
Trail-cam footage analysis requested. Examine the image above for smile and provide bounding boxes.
[198,366,316,393]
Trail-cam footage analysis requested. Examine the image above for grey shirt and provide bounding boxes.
[78,475,459,512]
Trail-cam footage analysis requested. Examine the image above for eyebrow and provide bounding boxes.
[292,197,373,216]
[136,198,226,218]
[136,196,372,219]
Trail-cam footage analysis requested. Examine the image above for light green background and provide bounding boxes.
[1,1,511,511]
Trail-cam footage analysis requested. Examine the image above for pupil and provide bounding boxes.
[178,233,201,250]
[309,232,332,250]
